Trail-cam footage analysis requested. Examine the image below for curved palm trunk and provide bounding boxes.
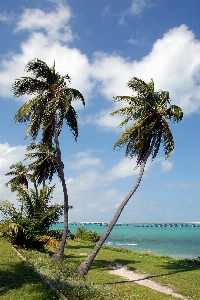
[77,134,157,275]
[52,125,69,260]
[76,161,145,275]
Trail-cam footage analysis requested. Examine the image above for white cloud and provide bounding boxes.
[109,157,139,179]
[130,0,148,15]
[15,3,74,43]
[0,3,93,104]
[0,13,13,23]
[92,108,125,131]
[68,150,102,170]
[1,1,200,124]
[161,160,173,172]
[91,25,200,130]
[91,51,132,100]
[119,0,149,24]
[0,143,27,176]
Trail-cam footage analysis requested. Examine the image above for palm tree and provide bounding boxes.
[13,59,85,259]
[0,180,63,249]
[26,141,58,187]
[77,77,183,275]
[5,161,29,191]
[15,180,63,235]
[5,161,31,216]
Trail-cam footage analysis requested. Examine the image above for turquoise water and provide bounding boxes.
[52,223,200,259]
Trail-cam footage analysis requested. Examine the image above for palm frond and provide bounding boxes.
[13,77,48,97]
[0,200,20,219]
[111,77,183,166]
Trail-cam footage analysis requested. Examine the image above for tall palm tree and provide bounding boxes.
[77,77,183,275]
[13,59,85,259]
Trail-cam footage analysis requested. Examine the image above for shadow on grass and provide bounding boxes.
[0,260,59,299]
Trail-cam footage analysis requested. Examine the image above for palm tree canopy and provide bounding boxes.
[26,142,59,185]
[5,161,29,191]
[13,59,85,143]
[111,77,183,166]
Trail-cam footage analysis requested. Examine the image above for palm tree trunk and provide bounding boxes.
[76,161,145,275]
[52,122,69,260]
[77,133,157,275]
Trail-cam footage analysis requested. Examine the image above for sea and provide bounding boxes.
[52,223,200,259]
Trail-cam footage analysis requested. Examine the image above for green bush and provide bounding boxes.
[0,220,46,251]
[48,229,75,240]
[75,227,100,243]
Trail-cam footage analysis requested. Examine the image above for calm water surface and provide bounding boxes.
[52,223,200,259]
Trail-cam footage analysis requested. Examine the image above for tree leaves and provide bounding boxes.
[111,77,183,166]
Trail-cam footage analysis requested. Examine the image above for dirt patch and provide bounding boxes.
[79,252,88,256]
[108,263,189,300]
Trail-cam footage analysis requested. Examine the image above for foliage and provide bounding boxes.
[0,221,25,243]
[13,58,85,144]
[0,200,21,220]
[36,235,60,250]
[48,229,75,240]
[75,227,100,243]
[111,77,183,166]
[0,181,63,250]
[5,161,30,191]
[26,141,59,185]
[15,181,63,234]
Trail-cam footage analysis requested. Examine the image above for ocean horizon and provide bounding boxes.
[52,222,200,259]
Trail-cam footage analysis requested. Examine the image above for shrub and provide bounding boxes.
[48,229,75,240]
[75,227,100,243]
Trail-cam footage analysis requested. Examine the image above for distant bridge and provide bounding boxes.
[56,222,200,228]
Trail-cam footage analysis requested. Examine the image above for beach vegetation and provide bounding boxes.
[0,179,63,250]
[75,226,101,243]
[12,58,85,260]
[77,77,183,275]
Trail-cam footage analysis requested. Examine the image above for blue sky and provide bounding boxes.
[0,0,200,223]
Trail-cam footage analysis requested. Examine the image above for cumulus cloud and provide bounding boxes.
[109,157,139,179]
[91,25,200,129]
[0,3,93,104]
[15,3,73,43]
[67,150,102,170]
[0,0,200,124]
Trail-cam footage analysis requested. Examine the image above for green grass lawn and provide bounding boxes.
[0,239,60,300]
[1,238,200,300]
